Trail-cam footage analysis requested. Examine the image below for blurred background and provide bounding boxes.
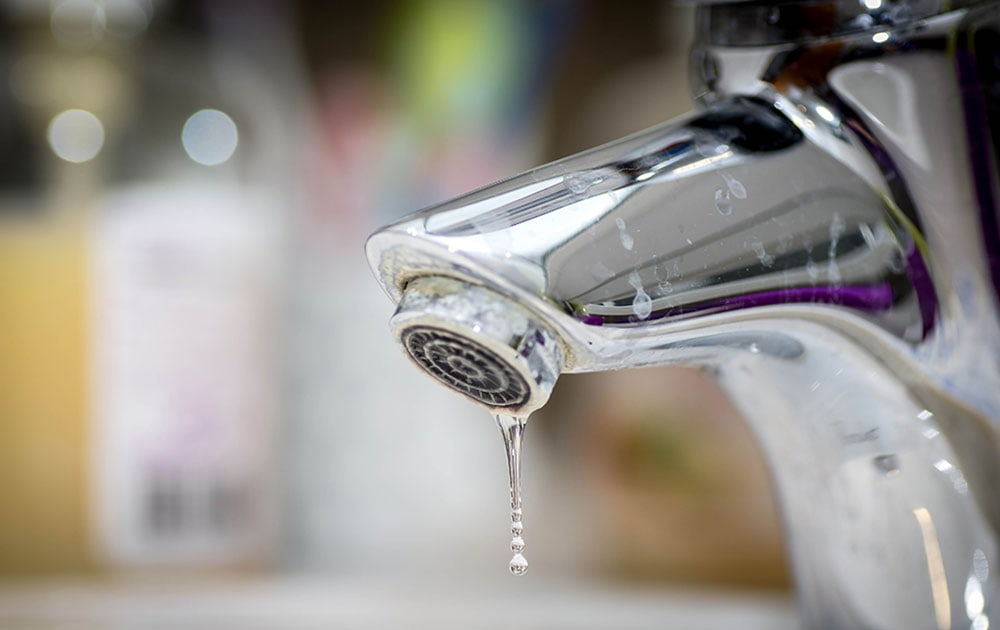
[0,0,794,626]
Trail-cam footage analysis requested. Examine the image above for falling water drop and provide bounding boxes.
[509,553,529,576]
[496,414,530,576]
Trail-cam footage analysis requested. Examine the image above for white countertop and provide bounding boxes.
[0,575,797,630]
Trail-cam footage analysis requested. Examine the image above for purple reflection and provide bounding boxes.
[906,245,937,336]
[577,282,895,326]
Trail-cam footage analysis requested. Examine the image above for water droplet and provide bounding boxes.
[615,217,635,251]
[628,271,652,320]
[806,260,819,282]
[509,553,528,576]
[873,454,901,476]
[828,212,845,262]
[633,291,652,319]
[722,173,747,199]
[751,240,774,268]
[564,171,602,195]
[827,259,842,284]
[887,253,905,274]
[511,520,523,537]
[590,261,614,280]
[715,188,733,215]
[511,536,525,553]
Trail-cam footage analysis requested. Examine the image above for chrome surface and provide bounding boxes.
[390,276,562,415]
[367,2,1000,628]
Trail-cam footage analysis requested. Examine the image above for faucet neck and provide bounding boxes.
[694,0,985,49]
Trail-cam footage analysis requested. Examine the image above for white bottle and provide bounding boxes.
[88,2,301,570]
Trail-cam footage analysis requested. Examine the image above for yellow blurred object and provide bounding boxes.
[0,216,92,574]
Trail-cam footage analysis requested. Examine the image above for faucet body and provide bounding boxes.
[367,2,1000,627]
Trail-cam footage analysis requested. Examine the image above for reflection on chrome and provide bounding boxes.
[368,1,1000,627]
[934,459,970,496]
[968,574,986,620]
[975,549,991,583]
[914,507,951,630]
[182,109,239,166]
[47,108,105,163]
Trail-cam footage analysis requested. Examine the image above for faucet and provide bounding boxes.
[367,1,1000,627]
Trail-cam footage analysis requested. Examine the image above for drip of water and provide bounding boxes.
[496,413,529,576]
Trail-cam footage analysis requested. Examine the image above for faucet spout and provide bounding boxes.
[367,93,929,369]
[366,2,1000,627]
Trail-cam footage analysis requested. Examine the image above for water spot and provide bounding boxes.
[655,263,673,295]
[887,253,905,274]
[631,288,653,320]
[806,259,819,282]
[714,188,733,215]
[873,454,901,476]
[615,217,634,251]
[751,239,774,268]
[628,271,652,320]
[564,170,603,195]
[722,172,747,199]
[828,211,845,260]
[827,259,842,284]
[590,261,614,280]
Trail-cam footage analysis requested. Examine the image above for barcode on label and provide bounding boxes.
[144,475,247,539]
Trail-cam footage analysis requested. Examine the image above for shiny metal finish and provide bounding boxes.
[390,276,562,415]
[367,2,1000,628]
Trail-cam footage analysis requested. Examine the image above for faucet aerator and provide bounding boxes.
[390,276,562,415]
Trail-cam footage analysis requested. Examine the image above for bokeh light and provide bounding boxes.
[47,109,105,163]
[182,109,239,166]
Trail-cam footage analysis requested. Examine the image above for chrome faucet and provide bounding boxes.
[367,1,1000,627]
